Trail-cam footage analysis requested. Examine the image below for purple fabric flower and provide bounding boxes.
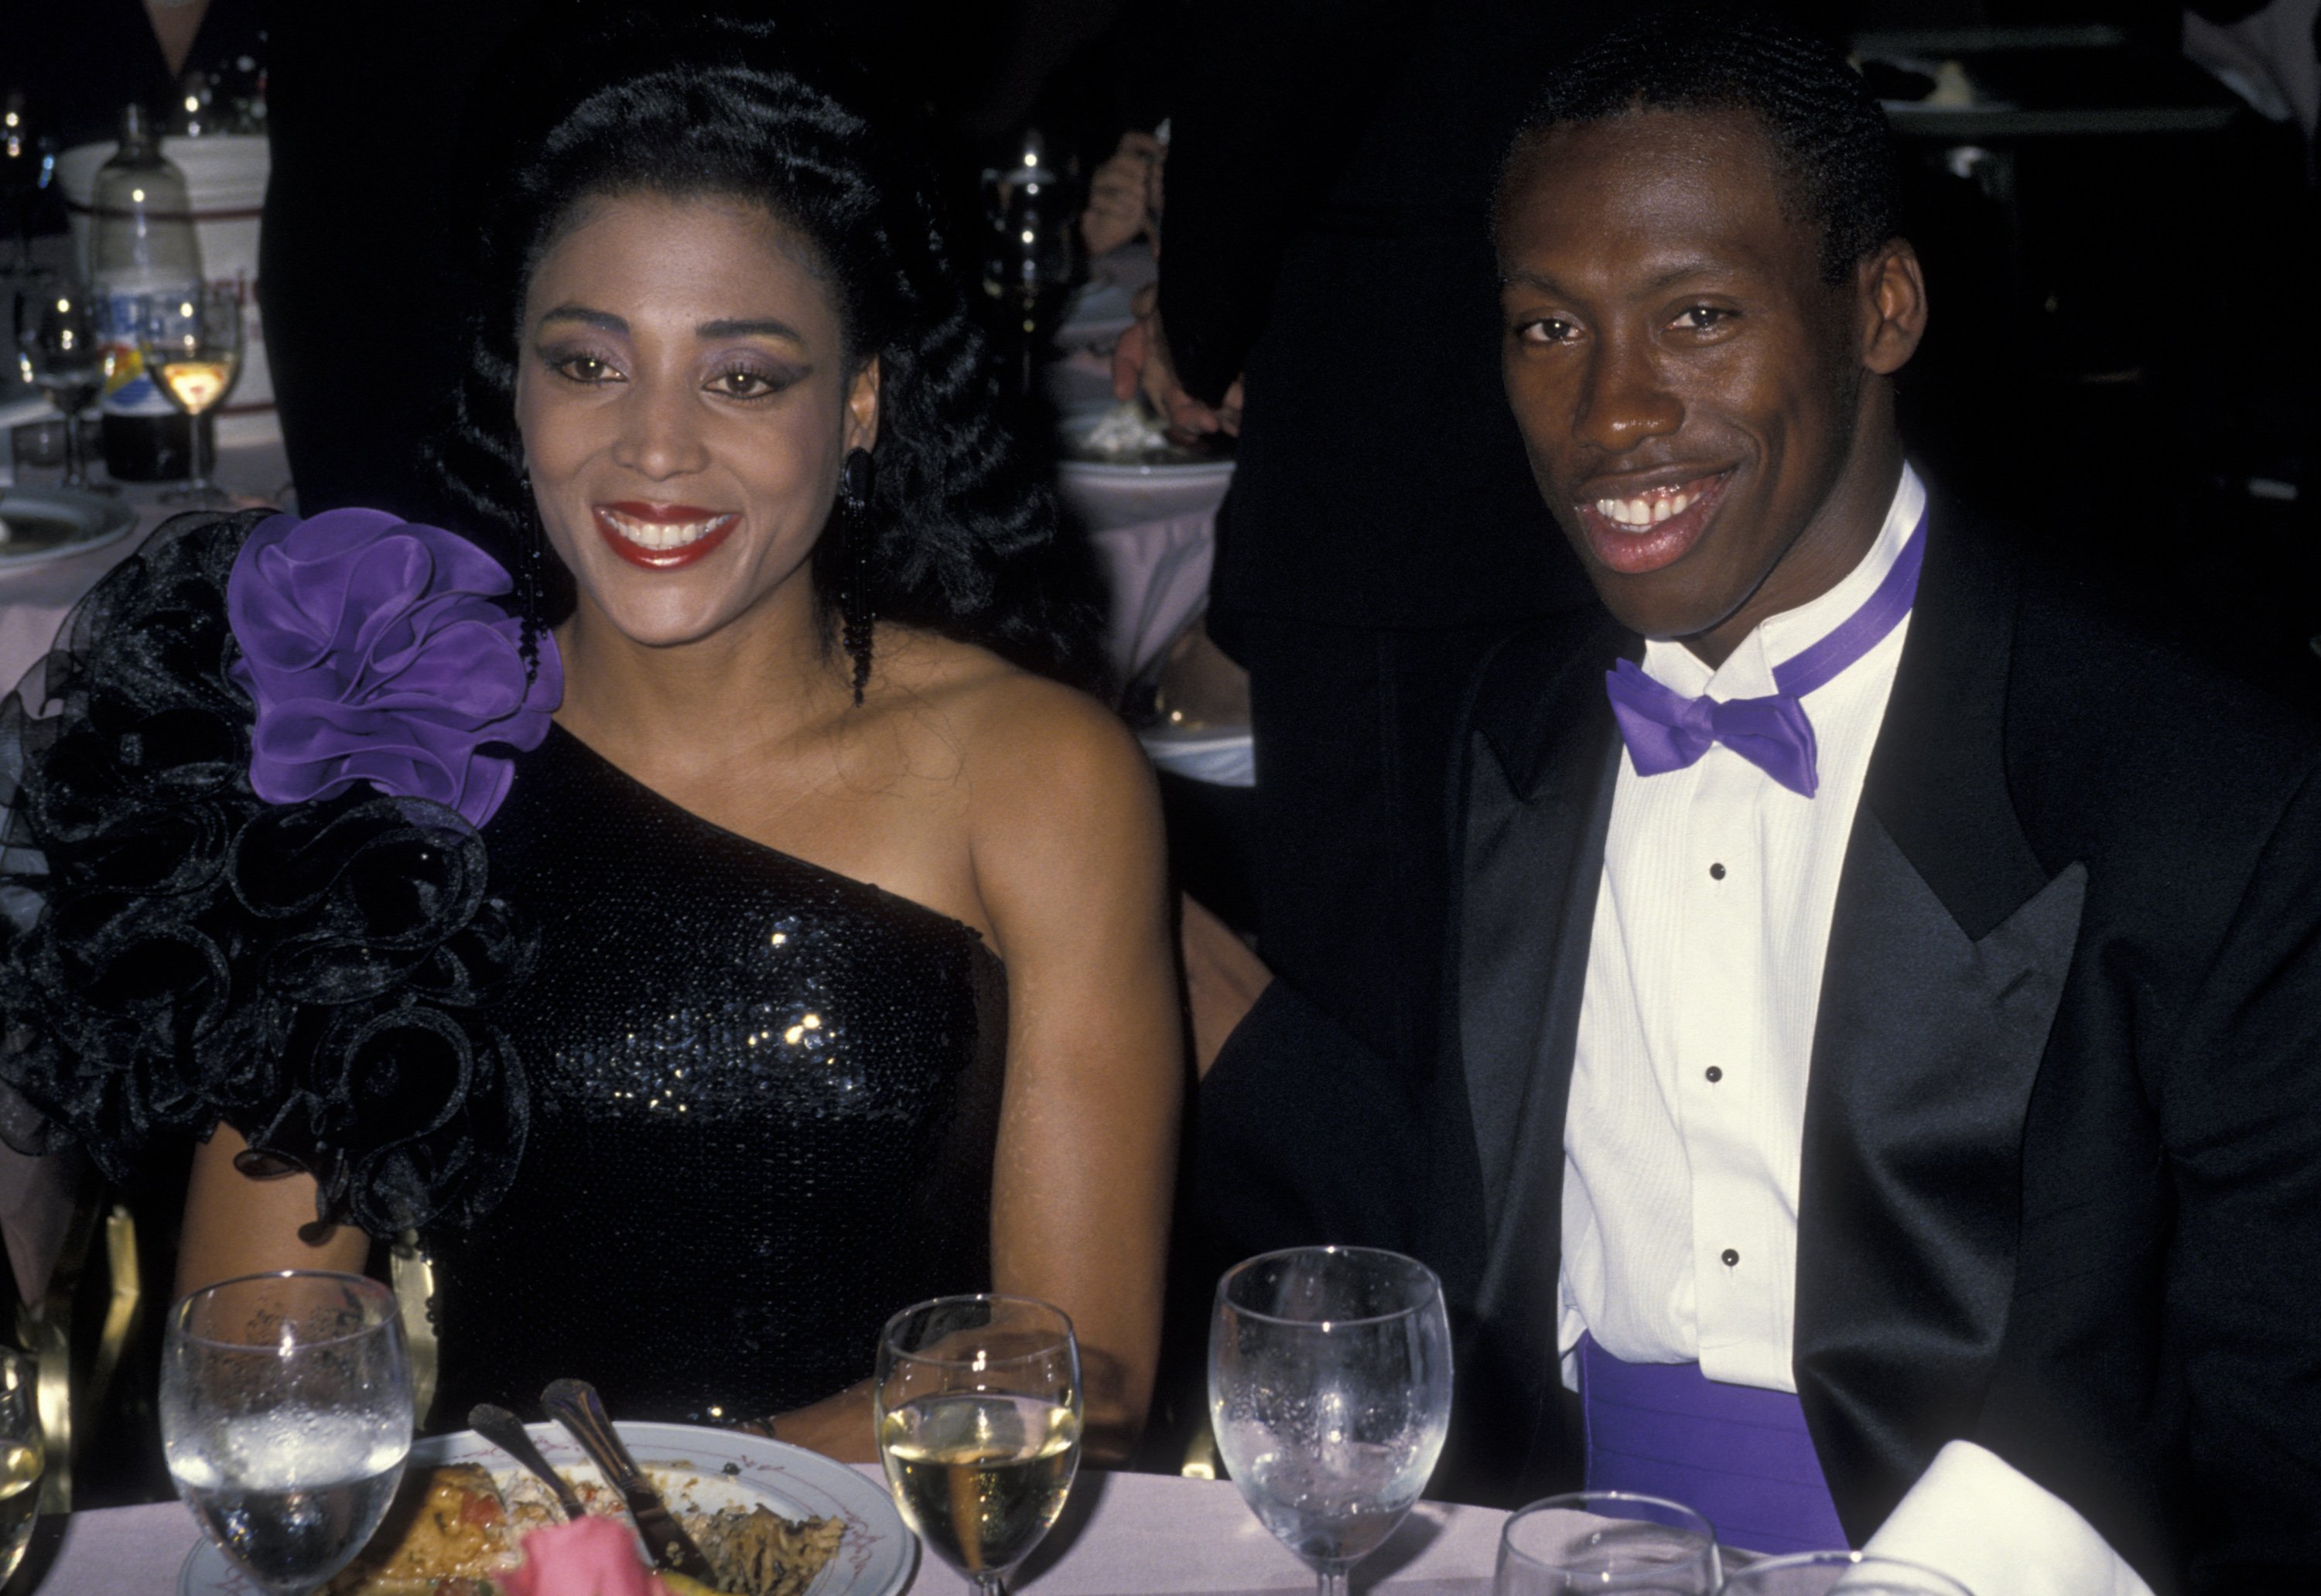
[226,508,562,829]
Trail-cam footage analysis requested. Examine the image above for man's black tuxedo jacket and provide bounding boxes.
[1196,504,2321,1594]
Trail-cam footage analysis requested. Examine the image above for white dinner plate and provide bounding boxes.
[179,1420,916,1596]
[0,488,139,568]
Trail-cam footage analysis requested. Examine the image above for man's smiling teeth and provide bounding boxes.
[602,509,733,550]
[1595,487,1698,527]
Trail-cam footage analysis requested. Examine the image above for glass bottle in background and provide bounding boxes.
[981,129,1082,397]
[90,101,204,482]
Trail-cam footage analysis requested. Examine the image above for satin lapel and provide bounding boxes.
[1448,617,1626,1456]
[1794,506,2087,1540]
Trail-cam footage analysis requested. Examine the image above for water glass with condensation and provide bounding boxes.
[1715,1550,1975,1595]
[1495,1492,1720,1596]
[1209,1246,1454,1596]
[162,1271,414,1596]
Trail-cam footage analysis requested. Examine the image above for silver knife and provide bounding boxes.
[540,1378,720,1585]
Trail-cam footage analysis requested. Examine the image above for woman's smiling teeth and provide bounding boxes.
[599,508,736,550]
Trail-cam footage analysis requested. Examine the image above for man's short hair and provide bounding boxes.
[1503,7,1905,284]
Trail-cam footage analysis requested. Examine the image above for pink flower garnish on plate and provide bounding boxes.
[497,1515,681,1596]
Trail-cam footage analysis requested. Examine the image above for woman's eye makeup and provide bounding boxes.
[539,344,623,384]
[704,357,808,399]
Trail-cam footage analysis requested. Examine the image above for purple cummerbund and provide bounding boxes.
[1577,1332,1851,1555]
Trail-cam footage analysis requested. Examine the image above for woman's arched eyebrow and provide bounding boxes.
[698,316,808,345]
[533,307,808,347]
[537,304,625,333]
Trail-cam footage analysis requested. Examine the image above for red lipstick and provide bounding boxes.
[593,501,740,571]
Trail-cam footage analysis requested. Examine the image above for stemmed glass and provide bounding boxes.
[138,284,244,504]
[1208,1246,1454,1596]
[1716,1552,1974,1594]
[875,1294,1083,1596]
[1495,1493,1721,1596]
[161,1271,415,1596]
[0,1348,44,1584]
[16,279,111,492]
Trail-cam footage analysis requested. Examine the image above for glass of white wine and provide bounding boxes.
[161,1272,414,1596]
[137,284,242,506]
[0,1348,44,1584]
[1209,1246,1454,1596]
[875,1294,1082,1596]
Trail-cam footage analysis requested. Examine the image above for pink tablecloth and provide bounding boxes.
[9,1468,1506,1596]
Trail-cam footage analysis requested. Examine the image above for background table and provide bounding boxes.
[0,435,296,693]
[3,1468,1506,1595]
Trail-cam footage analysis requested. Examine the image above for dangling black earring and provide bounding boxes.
[839,446,875,706]
[517,470,545,688]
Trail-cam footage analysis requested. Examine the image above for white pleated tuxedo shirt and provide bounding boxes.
[1554,466,2150,1596]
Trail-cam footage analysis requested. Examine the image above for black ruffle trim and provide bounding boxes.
[0,510,531,1235]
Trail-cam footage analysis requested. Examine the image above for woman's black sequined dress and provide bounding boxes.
[423,724,1007,1428]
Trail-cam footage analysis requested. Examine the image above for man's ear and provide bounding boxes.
[1859,238,1928,377]
[846,355,881,451]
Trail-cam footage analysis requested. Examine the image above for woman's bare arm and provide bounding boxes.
[753,685,1179,1464]
[970,682,1182,1464]
[177,1125,371,1300]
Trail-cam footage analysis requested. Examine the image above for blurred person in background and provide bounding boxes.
[0,0,265,152]
[1119,0,1608,1116]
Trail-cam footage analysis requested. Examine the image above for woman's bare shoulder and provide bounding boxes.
[869,627,1149,802]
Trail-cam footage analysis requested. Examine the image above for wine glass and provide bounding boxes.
[138,284,244,505]
[875,1294,1083,1596]
[1495,1492,1720,1596]
[0,1348,44,1583]
[161,1271,415,1596]
[1208,1246,1454,1596]
[1716,1551,1975,1595]
[16,279,111,492]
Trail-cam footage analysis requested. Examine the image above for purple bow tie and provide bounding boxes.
[1605,509,1926,798]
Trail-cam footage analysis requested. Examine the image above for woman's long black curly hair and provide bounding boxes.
[426,2,1106,691]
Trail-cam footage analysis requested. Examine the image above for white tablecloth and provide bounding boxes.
[6,1468,1506,1596]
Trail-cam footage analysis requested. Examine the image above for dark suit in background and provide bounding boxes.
[1157,0,1601,1078]
[1198,502,2321,1591]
